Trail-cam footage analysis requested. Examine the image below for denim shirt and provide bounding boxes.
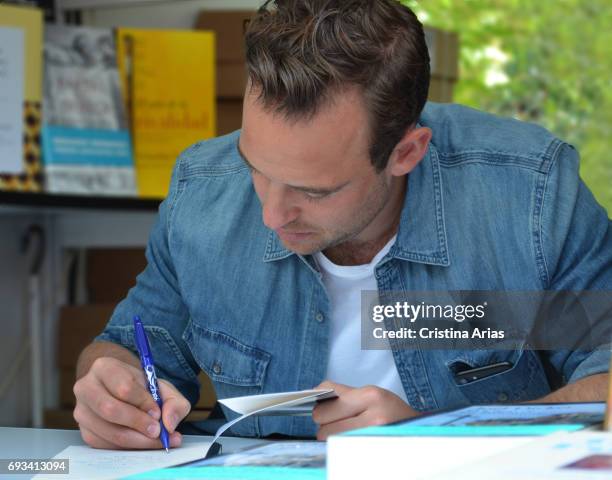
[96,102,612,438]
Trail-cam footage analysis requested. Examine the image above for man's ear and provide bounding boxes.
[387,127,432,177]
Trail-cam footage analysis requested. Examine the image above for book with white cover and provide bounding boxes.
[432,432,612,480]
[327,403,605,480]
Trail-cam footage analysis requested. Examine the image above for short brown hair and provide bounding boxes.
[245,0,430,171]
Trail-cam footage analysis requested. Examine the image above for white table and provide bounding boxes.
[0,427,267,479]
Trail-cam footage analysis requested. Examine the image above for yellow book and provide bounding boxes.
[0,4,43,192]
[116,28,216,198]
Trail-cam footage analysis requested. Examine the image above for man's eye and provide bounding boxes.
[304,191,328,200]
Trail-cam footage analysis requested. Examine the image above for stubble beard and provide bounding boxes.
[298,174,392,256]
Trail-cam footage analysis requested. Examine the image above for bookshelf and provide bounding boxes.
[0,190,161,212]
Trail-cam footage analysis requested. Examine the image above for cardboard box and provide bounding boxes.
[44,408,78,430]
[197,10,458,104]
[195,11,460,80]
[424,27,459,80]
[58,304,116,369]
[60,367,77,407]
[217,62,247,98]
[87,249,147,303]
[195,10,255,63]
[428,75,455,103]
[196,10,255,99]
[195,372,217,409]
[217,99,243,135]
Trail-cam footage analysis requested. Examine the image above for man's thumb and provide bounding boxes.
[159,380,191,433]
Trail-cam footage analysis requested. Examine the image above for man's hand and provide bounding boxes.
[73,356,191,449]
[312,381,419,440]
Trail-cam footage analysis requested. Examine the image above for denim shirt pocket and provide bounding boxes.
[102,325,198,384]
[182,320,271,437]
[446,348,551,404]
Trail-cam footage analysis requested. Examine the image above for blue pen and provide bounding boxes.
[133,315,170,452]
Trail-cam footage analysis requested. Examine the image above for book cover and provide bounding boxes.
[42,25,136,196]
[327,403,606,480]
[116,28,216,198]
[0,4,43,192]
[127,442,326,479]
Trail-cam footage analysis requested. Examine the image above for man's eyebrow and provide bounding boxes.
[237,144,349,195]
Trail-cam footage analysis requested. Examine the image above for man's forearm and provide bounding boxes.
[532,373,609,403]
[76,341,140,379]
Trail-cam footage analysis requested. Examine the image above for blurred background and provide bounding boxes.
[404,0,612,211]
[0,0,610,430]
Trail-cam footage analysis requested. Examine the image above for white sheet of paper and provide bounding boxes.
[219,389,336,415]
[0,27,24,174]
[34,442,212,480]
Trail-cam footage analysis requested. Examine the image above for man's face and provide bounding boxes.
[239,87,395,256]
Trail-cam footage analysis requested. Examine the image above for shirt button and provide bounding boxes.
[497,392,509,402]
[315,312,324,323]
[212,362,222,375]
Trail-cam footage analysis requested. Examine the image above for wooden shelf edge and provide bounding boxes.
[0,191,162,212]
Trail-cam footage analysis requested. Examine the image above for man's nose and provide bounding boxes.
[261,184,299,231]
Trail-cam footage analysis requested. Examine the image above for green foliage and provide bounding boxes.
[402,0,612,213]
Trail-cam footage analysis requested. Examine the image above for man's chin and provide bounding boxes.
[277,234,326,256]
[281,241,321,256]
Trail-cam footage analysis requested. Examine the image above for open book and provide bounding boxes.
[212,388,337,444]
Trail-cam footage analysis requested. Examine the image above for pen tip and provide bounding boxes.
[165,447,169,453]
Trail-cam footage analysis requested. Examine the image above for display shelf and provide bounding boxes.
[0,190,161,212]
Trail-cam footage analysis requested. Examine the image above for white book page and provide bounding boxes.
[212,389,337,446]
[219,389,336,415]
[34,442,212,480]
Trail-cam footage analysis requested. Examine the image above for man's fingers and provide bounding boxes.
[78,407,183,450]
[92,359,160,418]
[313,386,369,425]
[315,380,351,395]
[75,379,161,438]
[316,416,364,441]
[74,356,188,450]
[75,402,181,450]
[79,426,117,450]
[159,379,191,433]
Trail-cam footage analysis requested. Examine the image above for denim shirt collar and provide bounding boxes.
[263,143,450,267]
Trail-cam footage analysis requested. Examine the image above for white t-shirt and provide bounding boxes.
[314,235,408,403]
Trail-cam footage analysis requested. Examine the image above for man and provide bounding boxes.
[73,0,611,449]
